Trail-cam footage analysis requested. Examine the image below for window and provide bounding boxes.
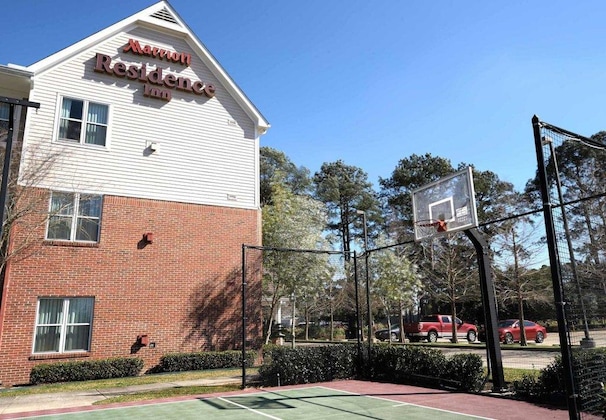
[0,102,8,123]
[33,298,94,353]
[58,97,108,146]
[0,103,9,135]
[46,192,102,242]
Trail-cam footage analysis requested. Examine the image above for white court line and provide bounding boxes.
[316,385,495,420]
[217,396,283,420]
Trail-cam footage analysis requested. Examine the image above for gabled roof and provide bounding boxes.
[26,1,270,134]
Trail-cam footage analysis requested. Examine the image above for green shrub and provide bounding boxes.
[369,345,482,391]
[299,326,347,340]
[158,350,256,372]
[259,345,357,386]
[513,348,606,414]
[282,326,347,341]
[259,344,482,392]
[443,353,484,391]
[30,357,143,385]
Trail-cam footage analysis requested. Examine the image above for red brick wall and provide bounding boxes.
[0,188,262,386]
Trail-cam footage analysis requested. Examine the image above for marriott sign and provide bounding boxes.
[93,39,216,102]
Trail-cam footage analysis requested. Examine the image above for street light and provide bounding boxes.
[356,210,372,357]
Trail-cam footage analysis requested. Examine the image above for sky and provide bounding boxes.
[2,1,606,192]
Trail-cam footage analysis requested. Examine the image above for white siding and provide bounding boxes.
[20,27,259,209]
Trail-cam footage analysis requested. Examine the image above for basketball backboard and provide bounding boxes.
[411,167,478,241]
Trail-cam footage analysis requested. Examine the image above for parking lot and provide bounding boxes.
[442,329,606,370]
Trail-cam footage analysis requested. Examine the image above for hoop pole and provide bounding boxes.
[465,228,506,392]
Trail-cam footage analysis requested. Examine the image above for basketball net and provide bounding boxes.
[416,219,448,234]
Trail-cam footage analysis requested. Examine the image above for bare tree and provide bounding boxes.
[0,126,62,277]
[492,193,556,345]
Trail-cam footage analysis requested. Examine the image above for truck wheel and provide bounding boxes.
[427,331,438,343]
[467,330,477,343]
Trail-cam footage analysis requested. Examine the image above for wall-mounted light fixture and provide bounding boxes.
[137,334,149,346]
[143,232,154,243]
[146,140,160,153]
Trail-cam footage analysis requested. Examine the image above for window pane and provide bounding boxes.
[87,103,107,124]
[34,326,61,352]
[0,103,9,121]
[50,192,74,215]
[75,218,99,241]
[59,119,81,141]
[67,298,93,323]
[78,195,101,217]
[85,124,106,145]
[47,215,72,240]
[61,98,83,120]
[37,299,64,324]
[64,325,91,351]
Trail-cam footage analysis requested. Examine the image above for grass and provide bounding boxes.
[0,367,257,397]
[503,367,539,383]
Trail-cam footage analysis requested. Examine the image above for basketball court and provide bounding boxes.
[3,380,579,420]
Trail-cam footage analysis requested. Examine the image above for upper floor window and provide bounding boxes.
[0,103,9,132]
[46,191,102,242]
[58,97,108,146]
[33,297,94,353]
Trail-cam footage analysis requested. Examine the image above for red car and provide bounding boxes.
[497,319,547,344]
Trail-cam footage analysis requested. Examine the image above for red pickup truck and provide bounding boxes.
[404,314,478,343]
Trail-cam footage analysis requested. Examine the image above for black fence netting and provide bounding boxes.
[533,116,606,418]
[244,246,355,347]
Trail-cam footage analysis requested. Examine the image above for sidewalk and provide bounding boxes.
[0,375,247,416]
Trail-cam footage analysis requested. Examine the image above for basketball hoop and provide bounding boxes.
[414,219,448,239]
[411,167,478,242]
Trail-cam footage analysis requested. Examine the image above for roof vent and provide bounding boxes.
[150,8,179,25]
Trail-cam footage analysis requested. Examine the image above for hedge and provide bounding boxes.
[30,357,143,385]
[259,345,357,386]
[369,344,484,391]
[259,344,483,392]
[157,350,256,372]
[513,347,606,415]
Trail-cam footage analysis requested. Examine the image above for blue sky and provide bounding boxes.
[2,1,605,191]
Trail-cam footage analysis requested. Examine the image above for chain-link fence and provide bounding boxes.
[242,119,606,414]
[243,246,360,348]
[533,116,606,418]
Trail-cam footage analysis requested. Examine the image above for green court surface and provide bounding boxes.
[28,387,490,419]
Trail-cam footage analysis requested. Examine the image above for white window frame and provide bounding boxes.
[33,297,94,354]
[46,191,103,243]
[56,96,110,147]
